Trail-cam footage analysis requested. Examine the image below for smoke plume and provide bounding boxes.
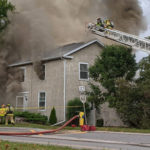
[0,38,22,105]
[0,0,147,104]
[103,0,147,34]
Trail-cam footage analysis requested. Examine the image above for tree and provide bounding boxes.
[88,45,138,126]
[137,56,150,128]
[138,55,150,82]
[49,107,57,124]
[89,45,137,96]
[0,0,15,31]
[110,56,150,128]
[87,83,105,111]
[114,78,143,127]
[89,45,137,95]
[145,36,150,40]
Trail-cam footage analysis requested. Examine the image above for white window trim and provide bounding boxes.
[38,91,46,111]
[79,62,89,81]
[20,67,26,82]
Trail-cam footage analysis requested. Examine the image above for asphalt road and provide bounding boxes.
[0,127,150,150]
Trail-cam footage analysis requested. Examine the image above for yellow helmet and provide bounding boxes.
[1,104,5,107]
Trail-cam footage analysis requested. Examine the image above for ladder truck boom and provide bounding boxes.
[88,23,150,53]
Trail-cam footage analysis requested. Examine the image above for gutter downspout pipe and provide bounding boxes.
[51,59,66,126]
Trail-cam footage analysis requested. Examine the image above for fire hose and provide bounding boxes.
[0,115,79,136]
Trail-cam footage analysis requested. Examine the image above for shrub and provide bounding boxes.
[14,111,48,124]
[67,98,90,126]
[49,107,57,124]
[96,119,104,127]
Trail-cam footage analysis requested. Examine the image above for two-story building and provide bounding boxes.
[8,38,124,126]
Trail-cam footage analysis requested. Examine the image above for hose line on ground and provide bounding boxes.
[0,115,79,136]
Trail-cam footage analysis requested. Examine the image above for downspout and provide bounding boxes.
[51,59,66,126]
[63,59,66,121]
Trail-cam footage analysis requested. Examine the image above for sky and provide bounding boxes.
[135,0,150,62]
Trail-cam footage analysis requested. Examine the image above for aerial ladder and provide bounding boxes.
[88,23,150,53]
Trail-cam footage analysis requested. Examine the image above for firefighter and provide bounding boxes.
[0,104,6,124]
[5,104,15,125]
[97,18,104,27]
[96,18,104,31]
[104,19,114,29]
[79,112,85,126]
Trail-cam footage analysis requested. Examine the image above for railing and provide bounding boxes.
[89,25,150,53]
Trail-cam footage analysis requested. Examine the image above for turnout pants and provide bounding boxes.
[0,116,5,124]
[5,114,15,125]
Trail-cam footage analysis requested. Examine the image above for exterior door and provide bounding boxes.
[16,96,28,111]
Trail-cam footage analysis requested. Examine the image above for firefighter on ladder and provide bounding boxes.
[104,19,114,29]
[96,18,105,32]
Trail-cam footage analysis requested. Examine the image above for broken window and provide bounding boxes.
[34,61,45,80]
[19,68,25,82]
[41,64,45,80]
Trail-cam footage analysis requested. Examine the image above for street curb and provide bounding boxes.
[31,135,150,148]
[94,131,150,136]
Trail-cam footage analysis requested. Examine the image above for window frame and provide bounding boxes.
[79,62,89,81]
[38,91,46,111]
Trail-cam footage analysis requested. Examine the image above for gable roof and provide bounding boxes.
[9,39,104,67]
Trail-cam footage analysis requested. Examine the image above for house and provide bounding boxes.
[8,39,125,126]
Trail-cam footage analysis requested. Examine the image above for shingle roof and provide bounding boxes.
[9,39,104,67]
[43,42,84,60]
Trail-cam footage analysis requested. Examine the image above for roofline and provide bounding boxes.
[8,39,104,68]
[8,61,32,67]
[8,57,62,67]
[63,39,104,57]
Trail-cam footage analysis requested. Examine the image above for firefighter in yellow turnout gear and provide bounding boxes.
[79,112,85,126]
[5,104,15,125]
[0,104,6,123]
[96,18,105,32]
[104,19,114,29]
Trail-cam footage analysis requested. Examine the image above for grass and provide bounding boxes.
[0,140,86,150]
[97,127,150,133]
[0,122,80,130]
[0,123,150,133]
[0,141,111,150]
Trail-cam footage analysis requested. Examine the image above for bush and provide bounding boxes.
[49,107,57,124]
[67,98,90,126]
[141,118,150,129]
[14,111,48,124]
[96,119,104,127]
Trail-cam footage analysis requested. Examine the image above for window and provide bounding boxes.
[79,63,89,80]
[39,92,46,110]
[19,67,25,82]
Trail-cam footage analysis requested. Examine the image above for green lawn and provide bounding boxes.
[0,123,150,133]
[97,127,150,133]
[0,123,80,130]
[0,141,86,150]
